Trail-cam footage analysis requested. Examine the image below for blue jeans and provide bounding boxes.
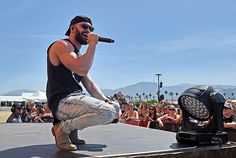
[56,93,120,134]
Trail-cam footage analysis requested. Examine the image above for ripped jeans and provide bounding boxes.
[56,93,120,134]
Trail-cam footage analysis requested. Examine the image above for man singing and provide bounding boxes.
[46,15,120,151]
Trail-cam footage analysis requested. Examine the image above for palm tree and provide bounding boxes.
[152,96,156,100]
[149,93,152,100]
[222,93,228,99]
[126,95,130,101]
[142,93,145,100]
[176,92,179,99]
[138,95,142,101]
[130,96,133,100]
[164,91,168,100]
[169,92,174,100]
[223,93,226,97]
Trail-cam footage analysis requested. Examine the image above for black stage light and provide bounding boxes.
[176,85,228,146]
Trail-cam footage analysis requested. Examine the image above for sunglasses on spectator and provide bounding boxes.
[16,107,22,110]
[149,108,155,110]
[169,109,175,111]
[81,24,94,32]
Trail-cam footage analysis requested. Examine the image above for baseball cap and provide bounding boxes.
[65,15,93,36]
[35,102,43,107]
[224,103,232,109]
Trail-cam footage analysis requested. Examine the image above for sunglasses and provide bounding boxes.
[81,24,94,32]
[169,109,175,111]
[149,108,155,110]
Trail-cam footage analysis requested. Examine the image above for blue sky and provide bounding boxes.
[0,0,236,94]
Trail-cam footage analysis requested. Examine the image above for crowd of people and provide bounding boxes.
[108,92,183,132]
[5,92,236,134]
[112,92,236,133]
[119,99,182,132]
[6,101,53,123]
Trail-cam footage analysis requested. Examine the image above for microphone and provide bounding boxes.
[98,36,114,43]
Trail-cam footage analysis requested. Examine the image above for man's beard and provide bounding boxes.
[75,28,88,45]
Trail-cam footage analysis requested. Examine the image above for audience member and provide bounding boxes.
[162,105,169,115]
[156,103,164,117]
[120,101,128,115]
[41,103,54,122]
[145,104,158,129]
[157,104,181,132]
[32,102,45,123]
[121,103,139,122]
[22,101,37,122]
[138,101,148,120]
[6,103,22,123]
[223,103,236,129]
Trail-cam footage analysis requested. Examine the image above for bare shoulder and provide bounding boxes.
[48,40,73,66]
[50,40,73,53]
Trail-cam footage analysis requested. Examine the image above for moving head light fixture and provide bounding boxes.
[176,85,228,146]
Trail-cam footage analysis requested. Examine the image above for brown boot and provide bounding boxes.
[69,130,86,145]
[51,123,77,151]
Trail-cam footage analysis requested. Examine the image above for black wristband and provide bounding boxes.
[105,99,112,104]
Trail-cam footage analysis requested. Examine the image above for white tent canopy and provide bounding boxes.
[22,90,47,102]
[0,90,46,103]
[0,96,24,102]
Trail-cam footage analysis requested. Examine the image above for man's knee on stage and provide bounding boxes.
[99,102,119,123]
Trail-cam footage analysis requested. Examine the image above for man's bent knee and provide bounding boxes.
[111,101,121,119]
[99,103,117,123]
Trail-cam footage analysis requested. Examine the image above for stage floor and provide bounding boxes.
[0,123,235,158]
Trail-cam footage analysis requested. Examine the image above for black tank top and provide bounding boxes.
[46,39,83,116]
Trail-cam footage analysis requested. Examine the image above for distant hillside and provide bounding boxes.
[103,82,157,96]
[2,89,35,96]
[103,82,236,100]
[2,82,236,100]
[103,82,195,99]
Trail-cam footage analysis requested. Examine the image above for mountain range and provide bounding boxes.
[2,82,236,100]
[103,82,236,100]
